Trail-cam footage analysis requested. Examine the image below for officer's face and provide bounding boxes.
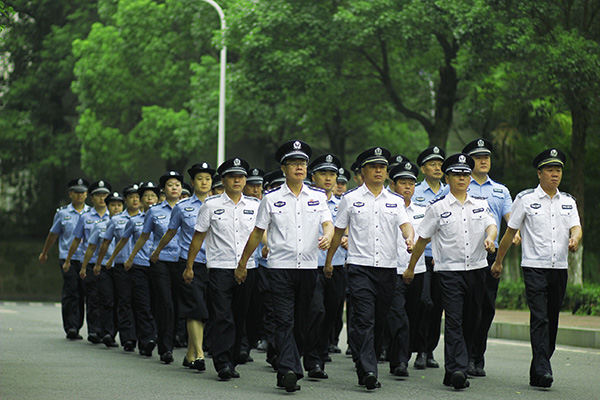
[333,181,347,196]
[243,183,263,199]
[281,158,308,183]
[163,178,182,200]
[393,178,416,199]
[445,172,471,192]
[361,163,387,185]
[192,172,212,195]
[421,160,444,180]
[212,186,225,195]
[125,193,140,211]
[472,155,491,175]
[91,192,109,208]
[107,200,123,217]
[538,166,562,191]
[141,190,159,209]
[69,190,87,206]
[223,173,246,195]
[353,172,363,186]
[312,170,337,192]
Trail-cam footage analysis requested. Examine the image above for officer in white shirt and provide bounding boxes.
[491,148,582,389]
[386,160,428,378]
[186,157,259,380]
[325,147,415,391]
[235,140,334,393]
[404,153,497,390]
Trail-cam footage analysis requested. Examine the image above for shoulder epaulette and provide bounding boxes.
[149,203,159,209]
[246,196,260,202]
[517,188,535,198]
[176,197,191,205]
[471,195,487,201]
[58,205,68,211]
[413,202,427,208]
[307,186,326,194]
[415,181,423,187]
[560,192,577,201]
[388,191,404,199]
[264,186,282,195]
[205,195,220,202]
[429,195,446,205]
[341,186,360,198]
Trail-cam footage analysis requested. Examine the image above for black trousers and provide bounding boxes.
[59,259,85,334]
[243,264,263,352]
[96,265,116,338]
[268,268,317,379]
[130,265,156,347]
[330,265,347,348]
[438,269,486,376]
[257,265,277,362]
[347,264,396,379]
[304,265,345,371]
[113,264,136,344]
[406,272,426,354]
[470,251,499,368]
[208,268,256,372]
[522,267,568,381]
[149,260,180,355]
[81,262,101,336]
[423,256,443,356]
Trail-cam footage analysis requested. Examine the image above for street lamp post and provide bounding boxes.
[200,0,226,165]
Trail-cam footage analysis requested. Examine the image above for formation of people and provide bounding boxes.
[38,138,582,392]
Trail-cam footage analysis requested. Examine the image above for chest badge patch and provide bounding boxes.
[274,201,286,208]
[531,203,542,209]
[308,200,320,206]
[353,202,365,207]
[214,209,225,215]
[441,212,452,218]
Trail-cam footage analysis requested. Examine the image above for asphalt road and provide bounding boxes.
[1,302,599,399]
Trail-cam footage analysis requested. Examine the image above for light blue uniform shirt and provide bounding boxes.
[168,194,207,263]
[87,218,113,265]
[318,196,347,266]
[143,201,180,262]
[123,212,153,267]
[412,180,446,257]
[72,207,108,261]
[50,203,90,260]
[103,211,137,264]
[438,176,512,247]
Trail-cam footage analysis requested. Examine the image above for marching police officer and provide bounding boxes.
[325,147,415,390]
[39,178,90,340]
[491,148,582,388]
[404,153,497,390]
[235,140,334,392]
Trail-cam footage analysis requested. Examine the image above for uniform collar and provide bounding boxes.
[422,180,445,195]
[359,183,387,199]
[281,182,310,198]
[535,184,559,199]
[221,192,247,206]
[447,191,476,205]
[469,175,492,186]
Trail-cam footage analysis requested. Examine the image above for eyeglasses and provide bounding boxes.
[285,161,308,168]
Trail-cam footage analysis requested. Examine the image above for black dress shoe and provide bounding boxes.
[231,369,240,378]
[238,350,249,364]
[467,361,477,376]
[451,371,469,390]
[160,351,174,364]
[282,371,300,392]
[530,373,553,388]
[102,334,119,348]
[218,366,233,380]
[308,365,328,379]
[143,341,155,357]
[256,340,268,352]
[66,329,82,340]
[123,341,135,352]
[414,353,426,369]
[345,348,352,356]
[392,362,409,377]
[363,372,380,390]
[378,349,388,362]
[328,344,342,354]
[182,357,191,368]
[475,366,486,377]
[87,333,101,344]
[426,354,439,368]
[191,358,206,371]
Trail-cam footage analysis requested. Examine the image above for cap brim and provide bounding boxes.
[537,159,564,168]
[361,156,389,167]
[281,151,309,163]
[420,154,445,165]
[246,178,264,184]
[220,167,248,176]
[445,166,472,174]
[69,185,88,192]
[311,164,339,173]
[468,149,491,156]
[91,188,111,195]
[391,172,417,180]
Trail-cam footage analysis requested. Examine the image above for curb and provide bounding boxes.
[488,321,600,349]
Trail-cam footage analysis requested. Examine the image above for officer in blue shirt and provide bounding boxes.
[80,191,123,348]
[95,184,142,352]
[304,153,347,379]
[412,146,446,370]
[39,178,90,340]
[151,163,214,370]
[108,181,160,356]
[63,179,111,343]
[126,171,183,364]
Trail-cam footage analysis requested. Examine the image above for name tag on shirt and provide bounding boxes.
[493,188,503,193]
[385,203,397,208]
[157,215,166,219]
[308,200,320,206]
[86,220,94,224]
[562,205,573,210]
[472,208,484,214]
[118,220,127,224]
[414,214,425,220]
[243,209,254,214]
[135,222,143,226]
[184,207,195,212]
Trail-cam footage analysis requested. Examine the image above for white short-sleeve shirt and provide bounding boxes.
[195,193,260,269]
[336,185,411,268]
[397,202,427,275]
[417,192,496,272]
[508,185,580,269]
[255,183,332,269]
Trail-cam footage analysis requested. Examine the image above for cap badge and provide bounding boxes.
[374,147,382,156]
[339,168,345,174]
[77,179,83,185]
[252,169,259,176]
[550,149,558,157]
[325,154,333,163]
[396,156,403,163]
[99,181,105,187]
[203,163,208,168]
[234,158,241,166]
[405,162,412,170]
[133,184,139,190]
[293,141,301,150]
[433,147,440,154]
[478,139,484,147]
[112,192,118,196]
[170,171,176,176]
[458,155,466,163]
